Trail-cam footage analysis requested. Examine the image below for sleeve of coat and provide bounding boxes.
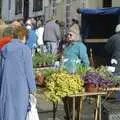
[24,46,36,93]
[79,43,90,66]
[104,37,114,56]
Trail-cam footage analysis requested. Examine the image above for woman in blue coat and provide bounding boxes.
[0,26,36,120]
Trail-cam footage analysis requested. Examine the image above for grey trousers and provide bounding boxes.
[44,41,58,54]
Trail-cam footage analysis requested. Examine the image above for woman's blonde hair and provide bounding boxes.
[69,24,81,41]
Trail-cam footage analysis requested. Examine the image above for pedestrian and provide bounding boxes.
[0,26,15,49]
[105,24,120,75]
[57,21,66,54]
[11,20,22,28]
[105,24,120,100]
[36,20,44,53]
[43,16,61,54]
[0,26,36,120]
[0,20,23,50]
[26,19,37,56]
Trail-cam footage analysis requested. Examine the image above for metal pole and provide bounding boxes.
[65,0,72,30]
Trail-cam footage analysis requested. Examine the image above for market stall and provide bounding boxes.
[34,63,120,120]
[77,7,120,67]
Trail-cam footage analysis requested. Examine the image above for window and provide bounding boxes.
[15,0,22,15]
[103,0,112,7]
[33,0,43,12]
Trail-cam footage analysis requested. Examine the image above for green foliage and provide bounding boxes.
[42,68,55,79]
[76,65,89,78]
[32,53,43,68]
[32,53,57,68]
[89,66,120,86]
[95,66,113,80]
[112,76,120,85]
[45,70,84,103]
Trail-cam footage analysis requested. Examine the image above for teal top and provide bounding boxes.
[63,41,89,73]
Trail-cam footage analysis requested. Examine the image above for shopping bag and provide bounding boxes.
[26,94,39,120]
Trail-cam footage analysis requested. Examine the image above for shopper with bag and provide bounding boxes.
[26,94,39,120]
[0,26,36,120]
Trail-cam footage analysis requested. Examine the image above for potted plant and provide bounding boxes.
[32,53,57,68]
[76,64,89,78]
[32,53,43,68]
[96,66,120,87]
[45,53,57,66]
[83,66,113,92]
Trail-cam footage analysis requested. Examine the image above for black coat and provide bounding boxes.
[105,32,120,75]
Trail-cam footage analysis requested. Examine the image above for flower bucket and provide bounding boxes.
[35,71,46,87]
[86,83,99,92]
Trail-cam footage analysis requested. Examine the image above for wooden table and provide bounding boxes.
[53,88,120,120]
[69,88,120,120]
[69,92,107,120]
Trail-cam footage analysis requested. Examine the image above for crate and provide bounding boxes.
[101,100,120,120]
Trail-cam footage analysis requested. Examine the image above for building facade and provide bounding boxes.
[0,0,44,21]
[0,0,120,22]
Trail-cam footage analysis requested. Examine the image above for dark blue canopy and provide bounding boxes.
[77,7,120,15]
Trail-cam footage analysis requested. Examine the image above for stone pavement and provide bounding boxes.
[36,88,95,120]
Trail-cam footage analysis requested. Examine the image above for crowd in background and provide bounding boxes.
[0,15,90,120]
[0,17,63,55]
[1,13,120,120]
[0,16,86,57]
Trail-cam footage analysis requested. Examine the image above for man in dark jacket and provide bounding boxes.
[105,24,120,75]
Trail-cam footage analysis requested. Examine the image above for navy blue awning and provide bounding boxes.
[77,7,120,15]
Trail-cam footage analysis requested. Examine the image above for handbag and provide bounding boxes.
[26,94,39,120]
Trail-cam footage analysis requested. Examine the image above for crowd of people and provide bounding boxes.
[1,14,120,120]
[0,16,90,120]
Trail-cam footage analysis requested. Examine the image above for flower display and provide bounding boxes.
[45,70,84,103]
[83,66,113,89]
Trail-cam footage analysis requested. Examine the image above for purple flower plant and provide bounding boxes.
[83,72,113,87]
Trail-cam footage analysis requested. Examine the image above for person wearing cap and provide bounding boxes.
[105,24,120,75]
